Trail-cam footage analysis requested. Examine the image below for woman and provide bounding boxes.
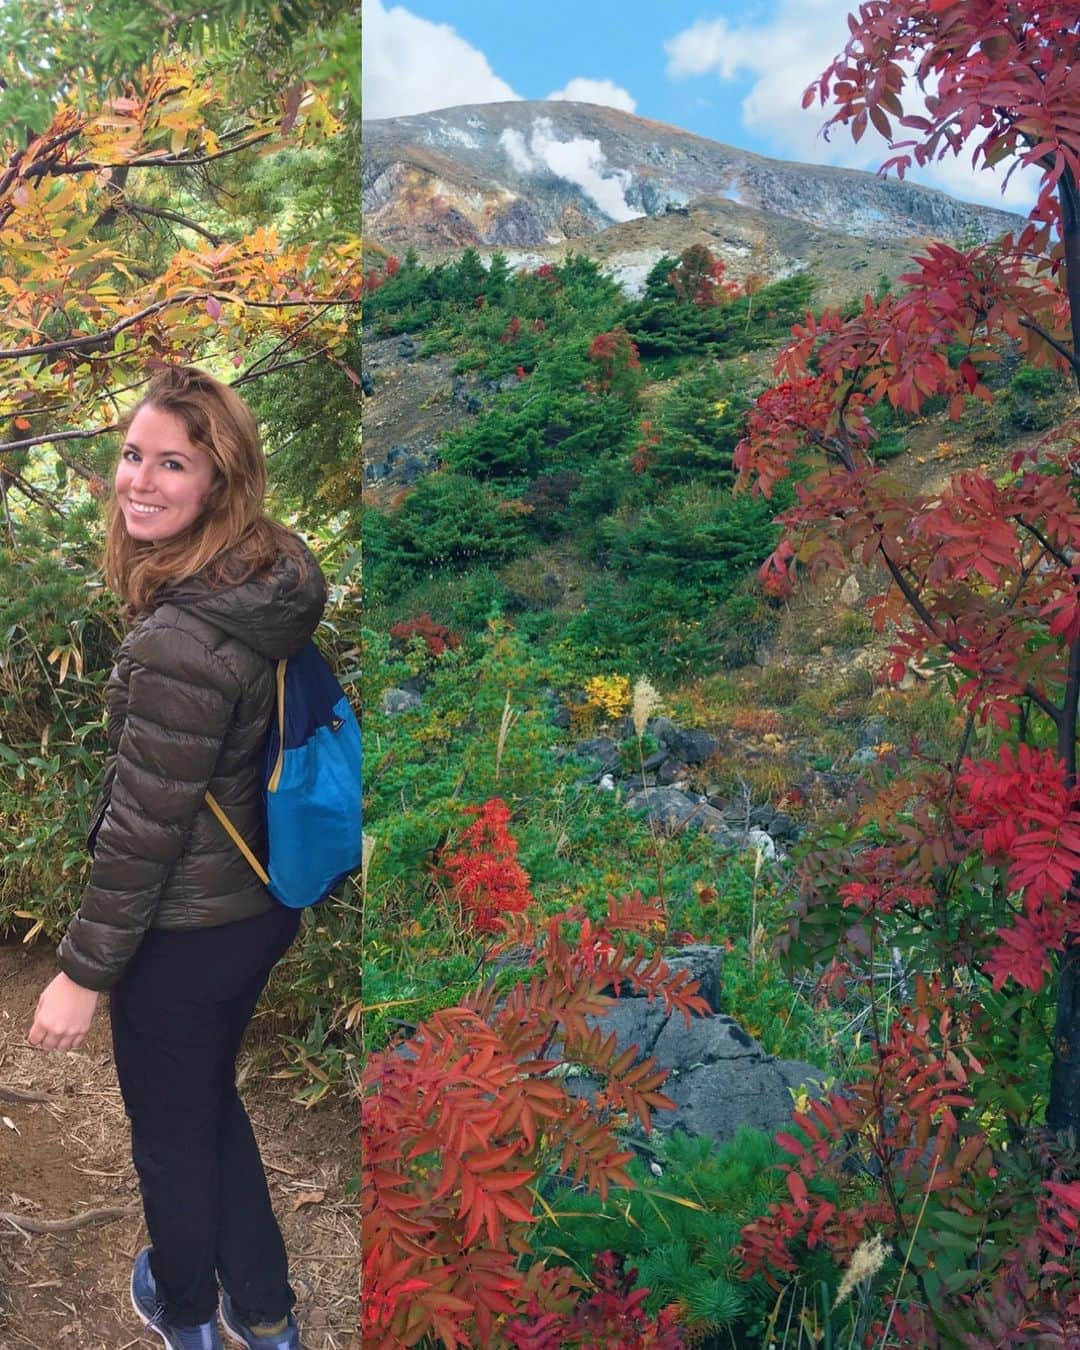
[27,366,325,1350]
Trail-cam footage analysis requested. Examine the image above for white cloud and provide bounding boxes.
[546,77,637,114]
[663,0,1038,214]
[498,117,641,223]
[363,0,520,120]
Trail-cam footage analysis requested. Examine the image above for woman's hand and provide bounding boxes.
[28,973,99,1052]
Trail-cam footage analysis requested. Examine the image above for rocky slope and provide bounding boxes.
[363,100,1022,256]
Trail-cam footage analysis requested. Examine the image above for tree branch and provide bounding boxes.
[0,466,63,514]
[0,292,358,362]
[22,128,276,180]
[0,300,175,359]
[118,200,224,245]
[1016,517,1076,571]
[875,542,1063,727]
[231,347,332,388]
[0,425,114,456]
[240,309,330,379]
[1017,317,1080,376]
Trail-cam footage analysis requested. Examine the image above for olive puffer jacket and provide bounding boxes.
[56,540,328,991]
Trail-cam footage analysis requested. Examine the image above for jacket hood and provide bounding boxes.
[156,536,328,660]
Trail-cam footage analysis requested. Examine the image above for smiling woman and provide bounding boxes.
[26,366,325,1350]
[115,405,218,543]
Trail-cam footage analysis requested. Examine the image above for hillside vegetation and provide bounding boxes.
[361,232,1076,1348]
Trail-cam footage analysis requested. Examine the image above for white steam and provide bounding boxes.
[498,117,640,223]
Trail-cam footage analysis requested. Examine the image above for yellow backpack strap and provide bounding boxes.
[204,656,288,888]
[205,792,270,886]
[267,658,287,793]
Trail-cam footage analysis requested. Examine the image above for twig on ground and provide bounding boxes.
[0,1085,51,1104]
[0,1205,137,1235]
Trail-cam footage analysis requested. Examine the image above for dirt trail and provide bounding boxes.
[0,942,359,1349]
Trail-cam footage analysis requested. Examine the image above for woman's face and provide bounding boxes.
[115,404,217,542]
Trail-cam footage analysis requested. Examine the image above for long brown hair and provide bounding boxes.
[103,366,306,614]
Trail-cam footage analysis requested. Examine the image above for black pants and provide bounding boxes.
[110,905,302,1327]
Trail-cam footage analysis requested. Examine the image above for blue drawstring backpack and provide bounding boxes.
[206,642,361,908]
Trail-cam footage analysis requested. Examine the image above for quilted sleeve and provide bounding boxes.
[57,622,241,990]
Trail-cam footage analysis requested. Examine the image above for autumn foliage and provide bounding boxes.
[389,612,461,658]
[437,797,533,934]
[587,326,642,399]
[724,0,1080,1339]
[0,38,358,507]
[362,892,707,1347]
[667,244,741,308]
[735,0,1080,1018]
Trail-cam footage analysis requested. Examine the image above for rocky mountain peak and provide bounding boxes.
[363,99,1022,254]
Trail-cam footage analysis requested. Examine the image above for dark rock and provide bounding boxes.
[657,945,723,1014]
[574,736,622,775]
[641,749,668,772]
[398,334,417,358]
[625,787,740,847]
[647,716,679,746]
[747,804,799,842]
[664,727,721,764]
[657,758,690,786]
[397,453,434,485]
[364,461,390,484]
[360,369,374,396]
[767,812,799,843]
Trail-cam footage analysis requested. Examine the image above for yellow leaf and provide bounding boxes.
[22,919,45,943]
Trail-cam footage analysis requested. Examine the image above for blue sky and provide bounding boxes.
[363,0,1039,214]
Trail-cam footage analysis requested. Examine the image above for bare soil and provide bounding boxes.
[0,942,359,1350]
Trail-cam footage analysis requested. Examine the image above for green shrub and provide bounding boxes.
[364,473,528,602]
[442,341,639,481]
[531,1126,840,1345]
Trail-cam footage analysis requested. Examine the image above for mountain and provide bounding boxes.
[362,100,1023,260]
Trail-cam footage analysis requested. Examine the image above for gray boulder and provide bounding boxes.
[660,725,721,764]
[563,993,824,1146]
[625,787,741,848]
[383,688,422,716]
[574,736,622,776]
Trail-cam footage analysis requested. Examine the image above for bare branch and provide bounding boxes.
[0,465,63,514]
[1016,516,1076,570]
[118,200,224,245]
[0,425,114,456]
[231,347,333,389]
[1017,317,1080,375]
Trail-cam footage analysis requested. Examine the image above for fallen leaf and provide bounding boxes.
[292,1189,325,1210]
